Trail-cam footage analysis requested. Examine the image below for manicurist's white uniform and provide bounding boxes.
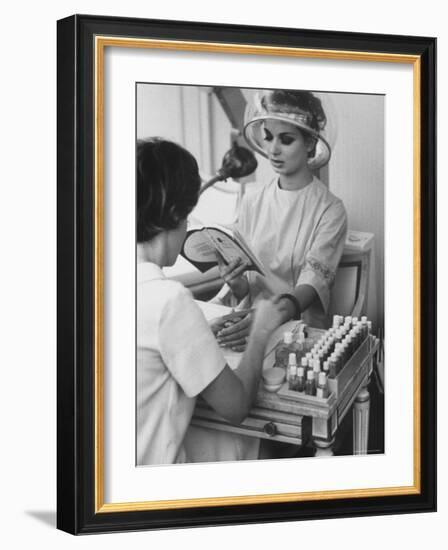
[137,262,226,465]
[238,176,348,328]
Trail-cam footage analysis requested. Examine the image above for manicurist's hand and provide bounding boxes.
[216,297,285,352]
[209,316,226,337]
[201,297,286,424]
[216,255,249,301]
[209,309,248,337]
[250,296,285,338]
[216,313,252,352]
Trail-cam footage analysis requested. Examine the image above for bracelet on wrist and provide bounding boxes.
[278,293,301,319]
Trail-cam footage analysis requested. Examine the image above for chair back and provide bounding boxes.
[329,251,371,319]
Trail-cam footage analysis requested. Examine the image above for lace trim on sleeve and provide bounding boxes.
[303,257,336,286]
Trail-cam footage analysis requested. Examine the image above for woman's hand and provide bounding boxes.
[209,316,226,337]
[210,309,248,336]
[215,312,252,352]
[216,255,249,301]
[215,297,285,352]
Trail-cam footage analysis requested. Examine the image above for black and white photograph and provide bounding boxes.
[53,11,436,536]
[0,0,443,543]
[136,83,385,466]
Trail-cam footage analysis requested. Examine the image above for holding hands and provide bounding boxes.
[212,310,252,352]
[211,296,286,352]
[213,251,296,350]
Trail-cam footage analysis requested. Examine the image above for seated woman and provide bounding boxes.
[214,89,348,351]
[136,137,284,465]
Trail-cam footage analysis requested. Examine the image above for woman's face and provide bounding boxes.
[262,119,314,177]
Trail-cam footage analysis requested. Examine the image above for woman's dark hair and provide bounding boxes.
[137,138,201,243]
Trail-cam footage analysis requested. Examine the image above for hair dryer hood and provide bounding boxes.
[218,143,258,179]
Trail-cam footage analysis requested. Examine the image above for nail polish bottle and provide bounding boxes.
[275,331,300,369]
[316,372,329,399]
[296,366,305,392]
[287,353,298,391]
[305,370,316,396]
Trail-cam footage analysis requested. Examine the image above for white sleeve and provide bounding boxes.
[235,189,250,237]
[297,200,348,313]
[159,283,226,398]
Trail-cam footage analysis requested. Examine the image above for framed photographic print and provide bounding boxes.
[57,14,436,534]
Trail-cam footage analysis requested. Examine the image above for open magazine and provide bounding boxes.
[181,224,265,275]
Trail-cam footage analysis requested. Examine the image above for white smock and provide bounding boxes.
[137,262,259,465]
[237,176,347,328]
[137,262,226,465]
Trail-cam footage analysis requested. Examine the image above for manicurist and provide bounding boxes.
[136,138,284,465]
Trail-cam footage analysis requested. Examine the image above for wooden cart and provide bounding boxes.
[193,325,379,456]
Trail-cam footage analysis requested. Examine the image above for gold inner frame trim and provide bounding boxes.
[94,35,421,514]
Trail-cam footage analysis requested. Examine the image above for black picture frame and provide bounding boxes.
[57,14,436,535]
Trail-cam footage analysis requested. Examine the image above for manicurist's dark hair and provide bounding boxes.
[137,138,201,243]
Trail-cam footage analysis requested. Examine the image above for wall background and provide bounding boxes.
[0,1,444,548]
